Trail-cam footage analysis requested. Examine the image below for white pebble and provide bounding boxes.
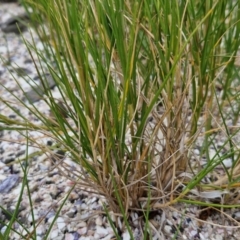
[77,222,87,228]
[164,225,172,234]
[95,216,103,226]
[130,212,139,227]
[36,224,46,235]
[117,217,122,229]
[38,163,50,171]
[199,232,206,240]
[96,226,108,236]
[57,217,66,231]
[108,211,116,222]
[48,216,55,224]
[0,162,6,170]
[1,226,7,235]
[122,231,131,240]
[80,212,90,220]
[222,158,232,168]
[77,226,87,235]
[50,228,59,239]
[193,148,200,155]
[65,233,74,240]
[28,209,39,222]
[209,149,217,159]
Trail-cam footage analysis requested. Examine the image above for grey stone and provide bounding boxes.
[23,74,57,103]
[4,156,15,164]
[66,207,77,218]
[0,174,19,193]
[11,67,32,77]
[0,13,29,34]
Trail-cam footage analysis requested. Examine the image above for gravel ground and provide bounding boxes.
[1,2,240,240]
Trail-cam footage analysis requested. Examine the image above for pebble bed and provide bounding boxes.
[1,2,240,240]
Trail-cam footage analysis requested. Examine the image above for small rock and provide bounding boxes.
[15,150,25,157]
[77,226,87,235]
[45,211,55,223]
[96,226,108,237]
[232,211,240,221]
[38,163,50,171]
[30,183,39,193]
[65,233,74,240]
[77,222,87,228]
[8,114,16,118]
[87,197,97,204]
[222,158,232,168]
[47,140,53,146]
[4,156,15,164]
[0,162,6,170]
[0,147,4,155]
[49,185,59,199]
[193,148,200,155]
[108,211,116,222]
[0,174,19,193]
[95,216,103,226]
[23,74,56,103]
[28,209,39,222]
[209,148,217,160]
[72,232,80,240]
[57,217,66,231]
[122,231,131,240]
[1,13,29,34]
[1,226,7,235]
[130,212,139,227]
[50,228,59,239]
[66,207,77,218]
[164,225,172,234]
[34,197,43,203]
[69,191,79,202]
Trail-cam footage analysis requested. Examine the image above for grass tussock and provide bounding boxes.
[1,0,240,238]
